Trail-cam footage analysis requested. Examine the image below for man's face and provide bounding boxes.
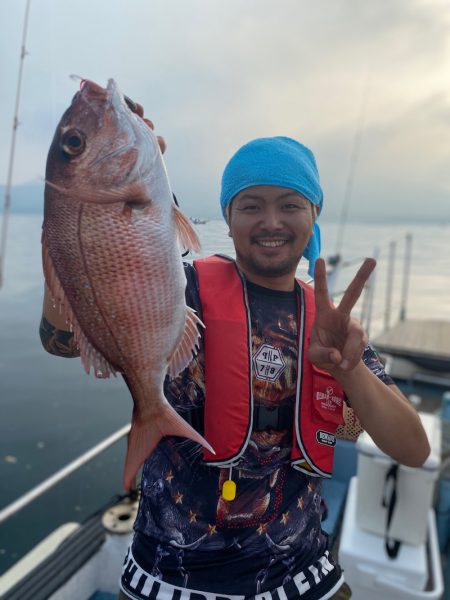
[228,185,315,290]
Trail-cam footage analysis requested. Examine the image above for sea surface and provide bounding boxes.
[1,214,450,573]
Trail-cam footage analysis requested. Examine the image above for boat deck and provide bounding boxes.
[373,319,450,372]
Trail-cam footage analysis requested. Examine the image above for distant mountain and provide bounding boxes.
[0,183,44,214]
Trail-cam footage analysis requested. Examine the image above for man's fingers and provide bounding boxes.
[143,118,155,130]
[157,136,167,154]
[134,102,145,118]
[124,95,156,131]
[123,95,165,152]
[338,327,368,370]
[313,258,332,312]
[309,345,342,367]
[338,257,376,315]
[124,95,145,118]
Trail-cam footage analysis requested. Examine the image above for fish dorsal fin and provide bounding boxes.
[42,234,116,379]
[167,306,204,378]
[173,205,201,253]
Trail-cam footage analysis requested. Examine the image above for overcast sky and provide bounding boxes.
[1,0,449,222]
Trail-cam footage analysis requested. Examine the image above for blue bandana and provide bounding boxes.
[220,136,322,277]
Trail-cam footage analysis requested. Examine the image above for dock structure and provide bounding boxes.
[373,319,450,374]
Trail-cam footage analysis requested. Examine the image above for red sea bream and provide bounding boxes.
[42,78,213,490]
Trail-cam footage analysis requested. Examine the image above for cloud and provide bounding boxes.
[1,0,449,221]
[318,89,450,222]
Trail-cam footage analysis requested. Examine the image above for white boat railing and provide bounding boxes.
[0,423,131,525]
[327,232,413,337]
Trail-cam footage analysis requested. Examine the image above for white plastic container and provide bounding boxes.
[339,478,444,599]
[355,411,441,545]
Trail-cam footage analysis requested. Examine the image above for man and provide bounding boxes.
[40,131,429,600]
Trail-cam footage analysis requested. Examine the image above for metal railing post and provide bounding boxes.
[326,255,341,298]
[399,233,412,322]
[384,240,396,331]
[361,247,379,336]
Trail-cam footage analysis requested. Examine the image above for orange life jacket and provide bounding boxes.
[194,255,345,478]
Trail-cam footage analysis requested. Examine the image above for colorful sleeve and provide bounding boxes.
[184,262,203,317]
[363,343,395,385]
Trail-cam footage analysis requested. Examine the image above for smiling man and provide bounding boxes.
[222,137,322,285]
[118,136,429,600]
[229,185,315,287]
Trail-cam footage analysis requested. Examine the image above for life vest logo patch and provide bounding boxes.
[316,430,336,446]
[315,385,342,413]
[253,344,286,382]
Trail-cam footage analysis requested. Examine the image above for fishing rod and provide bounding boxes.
[331,72,371,266]
[326,72,371,298]
[0,0,32,288]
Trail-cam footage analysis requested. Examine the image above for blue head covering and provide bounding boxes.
[220,136,322,277]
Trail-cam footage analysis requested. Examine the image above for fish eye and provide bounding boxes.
[61,129,86,156]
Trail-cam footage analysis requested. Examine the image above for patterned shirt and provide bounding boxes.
[125,263,393,600]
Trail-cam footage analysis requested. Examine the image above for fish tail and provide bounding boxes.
[123,403,215,491]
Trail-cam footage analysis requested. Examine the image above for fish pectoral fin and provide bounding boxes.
[42,234,116,379]
[167,307,205,378]
[123,403,215,491]
[173,205,201,254]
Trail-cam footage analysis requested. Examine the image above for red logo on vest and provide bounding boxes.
[316,385,342,414]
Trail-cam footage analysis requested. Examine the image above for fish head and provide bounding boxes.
[45,78,164,206]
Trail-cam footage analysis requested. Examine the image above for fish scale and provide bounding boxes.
[75,204,183,369]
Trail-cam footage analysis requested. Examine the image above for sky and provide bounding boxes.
[0,0,449,222]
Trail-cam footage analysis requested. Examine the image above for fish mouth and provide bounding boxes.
[71,76,108,97]
[76,78,136,116]
[85,79,135,167]
[106,78,133,117]
[106,78,118,94]
[84,78,156,173]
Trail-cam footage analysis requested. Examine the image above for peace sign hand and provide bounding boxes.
[308,257,376,373]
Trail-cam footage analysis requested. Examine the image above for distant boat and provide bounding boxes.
[190,217,207,225]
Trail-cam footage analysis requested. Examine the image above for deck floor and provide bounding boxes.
[373,319,450,362]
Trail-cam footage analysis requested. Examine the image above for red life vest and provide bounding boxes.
[194,255,345,478]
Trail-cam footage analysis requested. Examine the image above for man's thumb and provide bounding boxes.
[309,346,341,366]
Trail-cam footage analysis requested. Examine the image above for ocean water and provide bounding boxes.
[0,214,450,572]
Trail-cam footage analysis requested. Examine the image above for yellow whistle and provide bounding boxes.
[222,479,236,501]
